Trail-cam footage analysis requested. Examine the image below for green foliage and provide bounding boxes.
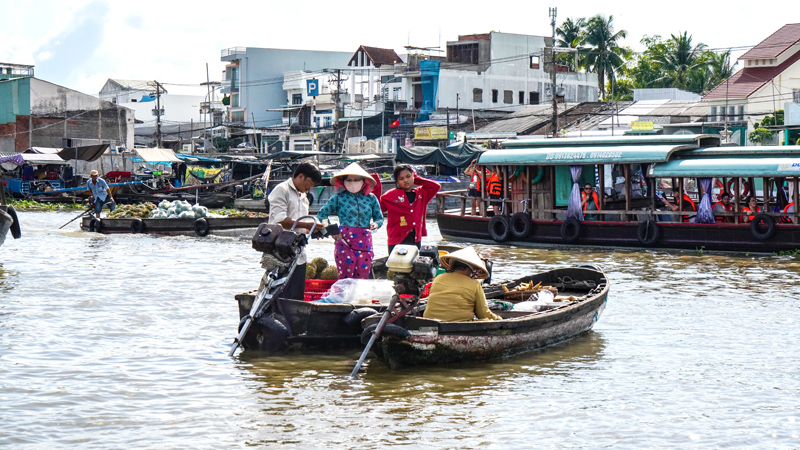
[760,110,784,127]
[213,137,230,152]
[748,127,774,145]
[8,199,86,210]
[221,95,230,106]
[582,14,629,100]
[776,249,800,257]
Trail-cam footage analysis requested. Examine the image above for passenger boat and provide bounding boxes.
[79,215,266,236]
[435,134,800,253]
[361,264,609,369]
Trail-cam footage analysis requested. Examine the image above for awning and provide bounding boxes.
[176,153,222,163]
[478,144,694,166]
[650,157,800,178]
[21,153,68,165]
[501,134,721,149]
[133,148,181,163]
[57,144,110,162]
[0,153,25,166]
[27,147,61,154]
[397,142,484,168]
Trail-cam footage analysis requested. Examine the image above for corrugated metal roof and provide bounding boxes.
[475,105,554,134]
[739,23,800,60]
[651,156,800,177]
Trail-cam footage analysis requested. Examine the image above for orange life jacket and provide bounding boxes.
[712,201,733,223]
[581,190,599,211]
[487,173,502,196]
[741,206,762,223]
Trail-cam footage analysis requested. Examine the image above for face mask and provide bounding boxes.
[344,180,364,194]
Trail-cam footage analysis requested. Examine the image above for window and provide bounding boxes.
[473,88,483,102]
[519,91,525,104]
[530,55,540,69]
[794,89,800,104]
[503,90,513,104]
[710,107,717,121]
[529,92,539,104]
[492,89,498,103]
[292,94,303,105]
[738,106,744,121]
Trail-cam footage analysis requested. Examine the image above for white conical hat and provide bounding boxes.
[439,247,489,279]
[331,162,374,189]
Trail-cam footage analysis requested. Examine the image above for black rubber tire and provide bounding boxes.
[750,213,776,241]
[637,220,660,246]
[7,206,21,239]
[360,323,411,345]
[255,313,290,352]
[193,218,210,237]
[509,212,533,239]
[130,218,145,234]
[89,218,103,233]
[560,218,581,243]
[488,215,510,242]
[343,307,379,327]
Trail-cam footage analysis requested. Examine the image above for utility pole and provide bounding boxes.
[549,7,558,138]
[154,80,163,148]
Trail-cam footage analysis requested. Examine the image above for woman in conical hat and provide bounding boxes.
[317,163,384,279]
[423,247,500,322]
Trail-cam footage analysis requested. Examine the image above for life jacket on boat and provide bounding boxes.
[712,201,733,223]
[470,168,490,192]
[581,190,600,211]
[487,173,502,196]
[678,194,696,222]
[741,206,762,223]
[783,202,795,223]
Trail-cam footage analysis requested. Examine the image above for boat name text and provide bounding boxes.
[545,151,623,161]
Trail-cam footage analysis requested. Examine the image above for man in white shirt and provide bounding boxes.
[266,161,324,300]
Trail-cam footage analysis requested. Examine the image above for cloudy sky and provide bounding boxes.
[2,0,797,95]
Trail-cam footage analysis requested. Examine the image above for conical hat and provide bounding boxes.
[331,162,374,189]
[439,247,489,279]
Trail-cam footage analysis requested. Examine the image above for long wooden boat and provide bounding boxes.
[234,244,466,353]
[79,215,266,236]
[0,185,20,246]
[361,265,609,369]
[436,135,800,253]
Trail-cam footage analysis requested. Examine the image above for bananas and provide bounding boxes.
[502,280,554,292]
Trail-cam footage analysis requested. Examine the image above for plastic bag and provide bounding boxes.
[514,290,555,311]
[316,279,396,305]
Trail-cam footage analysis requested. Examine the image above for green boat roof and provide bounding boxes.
[500,134,721,149]
[478,144,697,165]
[650,156,800,177]
[676,145,800,158]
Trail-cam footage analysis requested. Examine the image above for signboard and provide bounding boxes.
[631,121,654,131]
[306,79,319,97]
[414,126,448,140]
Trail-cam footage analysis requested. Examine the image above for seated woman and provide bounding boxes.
[741,195,762,223]
[423,247,501,322]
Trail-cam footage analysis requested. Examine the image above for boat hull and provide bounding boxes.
[437,213,800,253]
[79,216,266,235]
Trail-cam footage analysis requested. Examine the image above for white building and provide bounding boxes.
[99,79,216,128]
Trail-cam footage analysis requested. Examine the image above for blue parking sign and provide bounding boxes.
[306,79,319,97]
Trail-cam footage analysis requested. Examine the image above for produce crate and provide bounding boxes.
[502,287,558,303]
[303,279,336,302]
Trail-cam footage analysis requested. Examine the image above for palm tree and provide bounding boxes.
[704,49,734,92]
[556,17,586,71]
[652,32,709,92]
[583,15,628,100]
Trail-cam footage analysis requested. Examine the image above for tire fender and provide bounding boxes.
[130,218,145,234]
[488,215,510,242]
[343,307,379,327]
[7,206,21,239]
[560,218,581,243]
[194,218,210,237]
[360,323,411,345]
[254,313,290,352]
[89,218,103,233]
[637,220,660,246]
[750,213,776,241]
[509,212,533,239]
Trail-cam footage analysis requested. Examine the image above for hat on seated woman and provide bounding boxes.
[439,247,490,279]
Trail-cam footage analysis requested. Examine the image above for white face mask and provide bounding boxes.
[344,180,364,194]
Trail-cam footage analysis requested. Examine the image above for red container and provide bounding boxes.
[303,279,336,302]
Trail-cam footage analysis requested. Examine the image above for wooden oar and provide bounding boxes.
[58,205,94,229]
[350,294,399,378]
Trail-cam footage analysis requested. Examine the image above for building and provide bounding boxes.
[99,79,216,127]
[0,72,134,153]
[703,23,800,144]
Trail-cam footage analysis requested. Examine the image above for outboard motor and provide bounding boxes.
[386,245,437,296]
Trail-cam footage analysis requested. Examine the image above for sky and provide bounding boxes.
[2,0,798,96]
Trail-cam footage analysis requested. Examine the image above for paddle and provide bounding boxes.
[349,294,399,378]
[59,204,94,229]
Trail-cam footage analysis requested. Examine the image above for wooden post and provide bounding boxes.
[623,164,631,221]
[678,178,684,213]
[549,166,556,220]
[526,166,532,217]
[598,164,605,220]
[734,178,740,224]
[793,177,799,224]
[479,166,486,217]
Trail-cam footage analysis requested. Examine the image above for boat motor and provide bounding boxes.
[251,215,320,264]
[386,245,437,296]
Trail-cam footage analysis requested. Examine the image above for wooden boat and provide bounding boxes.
[361,264,609,369]
[0,184,20,246]
[234,244,466,353]
[79,215,266,236]
[435,134,800,253]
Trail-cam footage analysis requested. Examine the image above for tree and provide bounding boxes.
[651,32,709,92]
[704,49,734,92]
[748,127,773,145]
[556,17,586,71]
[582,15,628,100]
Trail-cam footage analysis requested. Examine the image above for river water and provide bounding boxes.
[2,211,800,449]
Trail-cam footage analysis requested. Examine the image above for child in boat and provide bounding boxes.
[317,163,383,279]
[423,247,500,322]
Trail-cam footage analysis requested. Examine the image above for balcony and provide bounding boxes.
[221,47,246,59]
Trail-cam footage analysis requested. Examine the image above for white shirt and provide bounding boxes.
[268,178,310,265]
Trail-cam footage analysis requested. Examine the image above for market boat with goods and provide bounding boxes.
[359,264,609,369]
[79,200,267,236]
[435,134,800,253]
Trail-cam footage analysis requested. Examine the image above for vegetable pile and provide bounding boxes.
[149,200,209,219]
[107,203,157,219]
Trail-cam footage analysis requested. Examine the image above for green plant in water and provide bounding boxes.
[775,249,800,257]
[695,246,705,255]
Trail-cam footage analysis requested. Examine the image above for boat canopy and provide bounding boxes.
[651,158,800,177]
[500,134,721,149]
[479,144,696,166]
[134,148,181,163]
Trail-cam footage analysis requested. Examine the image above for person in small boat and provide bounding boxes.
[380,164,441,254]
[265,161,324,300]
[741,195,762,222]
[661,186,696,222]
[712,192,734,223]
[581,183,600,221]
[423,247,501,322]
[317,163,383,279]
[86,170,116,218]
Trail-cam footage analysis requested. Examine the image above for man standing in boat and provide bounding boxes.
[264,161,324,300]
[86,170,116,219]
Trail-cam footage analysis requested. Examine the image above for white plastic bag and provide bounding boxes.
[317,279,395,305]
